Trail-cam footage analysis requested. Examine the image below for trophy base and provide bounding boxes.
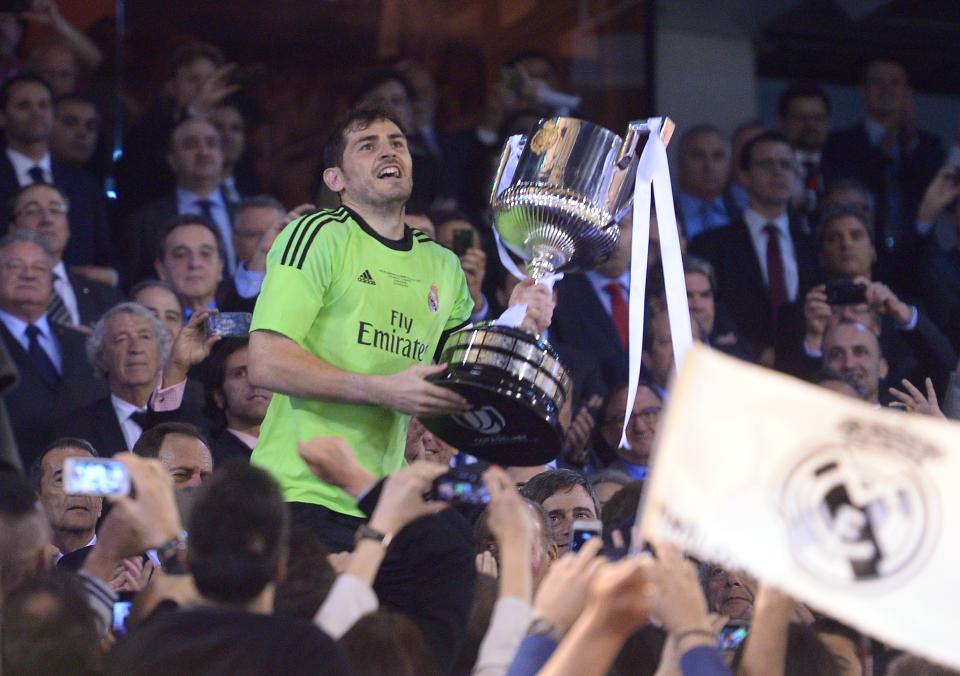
[420,367,562,466]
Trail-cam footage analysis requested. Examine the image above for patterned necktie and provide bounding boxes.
[48,274,71,325]
[764,224,788,317]
[28,166,46,184]
[604,281,630,349]
[25,324,60,386]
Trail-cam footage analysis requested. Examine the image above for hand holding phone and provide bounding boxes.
[428,468,490,505]
[570,519,602,552]
[63,457,131,497]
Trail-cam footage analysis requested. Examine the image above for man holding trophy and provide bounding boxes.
[246,107,552,549]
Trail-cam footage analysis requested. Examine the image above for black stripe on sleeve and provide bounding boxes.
[295,209,350,270]
[281,213,323,266]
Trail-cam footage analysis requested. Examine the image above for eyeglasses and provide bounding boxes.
[602,406,662,430]
[1,260,52,275]
[751,158,797,172]
[15,203,69,219]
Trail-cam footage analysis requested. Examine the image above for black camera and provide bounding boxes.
[825,280,867,305]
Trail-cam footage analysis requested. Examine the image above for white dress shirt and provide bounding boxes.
[6,147,52,185]
[111,394,147,451]
[742,208,800,302]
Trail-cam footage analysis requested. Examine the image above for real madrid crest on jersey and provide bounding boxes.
[428,283,439,313]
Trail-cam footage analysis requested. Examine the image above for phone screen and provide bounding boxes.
[63,457,130,496]
[570,519,602,552]
[717,622,749,652]
[113,601,132,635]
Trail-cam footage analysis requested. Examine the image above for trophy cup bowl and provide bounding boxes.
[420,116,667,465]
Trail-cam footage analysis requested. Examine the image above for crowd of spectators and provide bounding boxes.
[1,2,960,674]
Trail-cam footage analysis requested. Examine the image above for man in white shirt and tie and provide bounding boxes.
[0,230,103,468]
[689,131,822,365]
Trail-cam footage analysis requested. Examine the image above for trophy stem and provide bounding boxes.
[526,256,556,282]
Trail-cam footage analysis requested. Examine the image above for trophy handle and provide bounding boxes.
[616,117,675,169]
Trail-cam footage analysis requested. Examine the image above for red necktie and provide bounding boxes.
[604,281,629,349]
[764,224,788,317]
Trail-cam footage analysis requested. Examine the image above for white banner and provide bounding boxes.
[641,344,959,669]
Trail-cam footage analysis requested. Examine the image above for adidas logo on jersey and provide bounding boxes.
[357,269,376,285]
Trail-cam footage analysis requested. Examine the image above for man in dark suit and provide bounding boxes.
[7,183,120,327]
[821,58,943,277]
[0,231,104,469]
[201,337,272,464]
[52,299,218,456]
[0,75,113,271]
[153,215,257,318]
[550,212,633,392]
[125,117,238,285]
[689,131,821,364]
[674,124,739,240]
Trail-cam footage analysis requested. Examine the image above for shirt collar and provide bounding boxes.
[584,268,631,296]
[183,298,218,320]
[176,187,225,212]
[227,428,259,450]
[6,147,51,177]
[52,260,67,282]
[111,393,146,420]
[794,150,821,164]
[743,207,789,239]
[864,117,887,147]
[0,307,53,340]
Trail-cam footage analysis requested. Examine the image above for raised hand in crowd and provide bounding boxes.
[916,164,960,226]
[345,461,449,586]
[536,553,651,676]
[858,276,913,326]
[561,394,602,466]
[81,453,183,586]
[298,434,376,498]
[802,284,832,353]
[461,245,487,314]
[20,0,103,70]
[889,376,944,417]
[640,542,726,676]
[736,583,803,676]
[483,465,535,601]
[160,308,221,388]
[529,536,605,640]
[187,62,241,117]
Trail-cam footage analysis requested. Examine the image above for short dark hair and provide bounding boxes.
[816,204,876,249]
[155,213,226,263]
[237,194,286,215]
[6,181,69,224]
[322,106,405,171]
[166,41,224,79]
[777,80,831,117]
[340,609,441,676]
[600,480,644,540]
[53,92,99,112]
[1,569,102,675]
[520,468,600,518]
[678,124,727,157]
[129,279,187,318]
[201,337,250,432]
[187,461,290,604]
[29,437,99,492]
[0,73,53,110]
[272,526,335,620]
[132,422,209,459]
[350,69,416,109]
[739,130,791,173]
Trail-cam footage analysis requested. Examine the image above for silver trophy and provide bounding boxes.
[422,116,674,465]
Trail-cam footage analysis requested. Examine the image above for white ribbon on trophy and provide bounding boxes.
[620,117,693,450]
